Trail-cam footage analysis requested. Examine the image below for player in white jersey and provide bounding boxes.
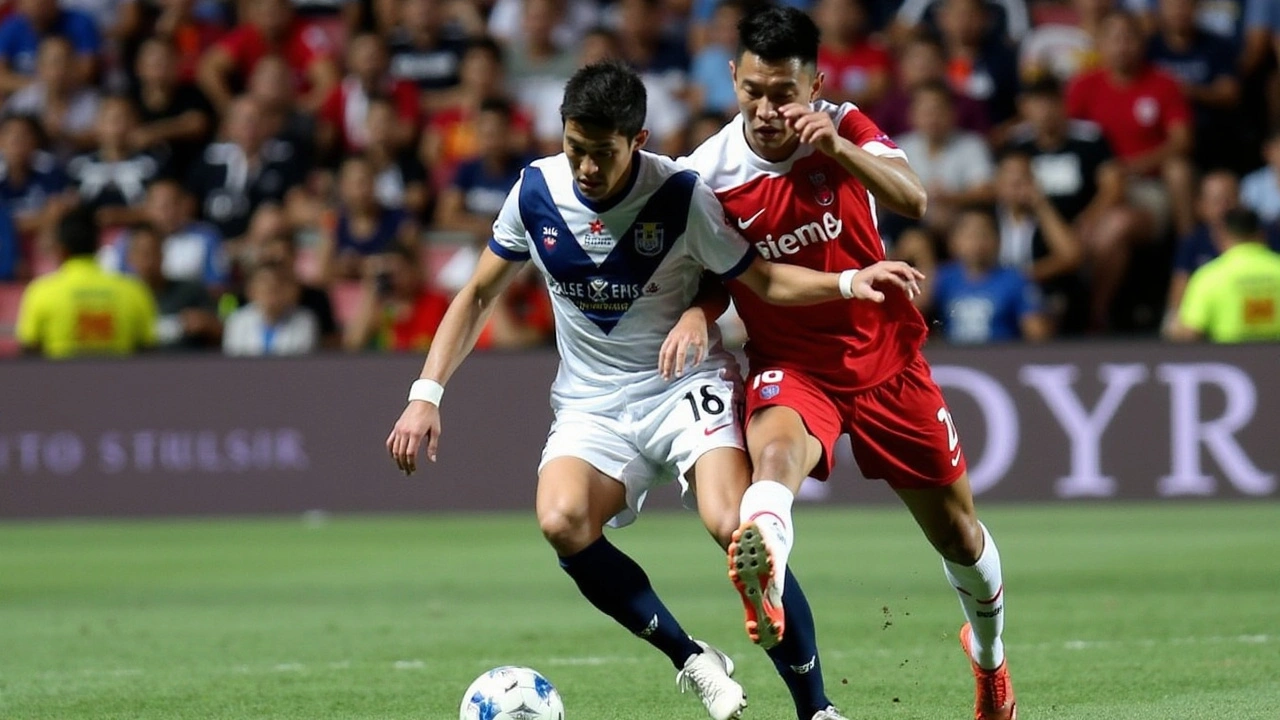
[385,61,922,720]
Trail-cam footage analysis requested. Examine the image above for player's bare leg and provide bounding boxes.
[539,458,746,720]
[894,473,1017,720]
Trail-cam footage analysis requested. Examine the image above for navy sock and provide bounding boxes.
[559,536,702,669]
[765,571,832,719]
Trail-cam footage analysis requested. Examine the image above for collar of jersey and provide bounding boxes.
[571,152,642,214]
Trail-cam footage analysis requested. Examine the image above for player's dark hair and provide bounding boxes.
[1223,208,1262,240]
[560,60,647,138]
[57,206,100,258]
[738,5,820,69]
[1021,76,1062,100]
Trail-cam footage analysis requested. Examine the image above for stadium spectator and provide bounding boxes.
[935,0,1021,127]
[1171,207,1280,342]
[1128,0,1280,74]
[894,81,995,236]
[222,261,319,355]
[236,207,340,347]
[318,156,417,283]
[1163,170,1280,330]
[434,98,526,242]
[813,0,891,111]
[126,222,222,350]
[503,0,578,87]
[387,0,469,105]
[682,109,731,157]
[421,37,530,188]
[688,0,743,117]
[0,203,20,280]
[15,208,157,358]
[892,0,1032,46]
[873,34,991,138]
[98,179,228,293]
[245,55,317,158]
[67,96,165,229]
[120,0,229,84]
[1147,0,1241,172]
[1066,11,1196,239]
[486,0,599,52]
[4,36,101,157]
[127,37,215,181]
[1241,128,1280,224]
[364,97,432,220]
[196,0,339,114]
[187,96,309,241]
[0,114,72,238]
[290,0,362,41]
[932,206,1051,344]
[992,150,1086,332]
[342,243,449,352]
[1019,0,1108,84]
[0,0,100,93]
[318,32,420,158]
[611,0,691,157]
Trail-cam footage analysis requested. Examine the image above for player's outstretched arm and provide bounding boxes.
[386,247,525,474]
[736,256,924,306]
[660,273,730,380]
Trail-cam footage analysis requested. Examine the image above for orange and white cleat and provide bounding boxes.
[959,623,1018,720]
[727,520,785,649]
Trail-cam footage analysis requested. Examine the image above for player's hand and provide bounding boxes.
[659,307,710,380]
[386,400,441,475]
[779,103,839,155]
[850,261,925,303]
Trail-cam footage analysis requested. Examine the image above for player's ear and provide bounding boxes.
[729,59,738,86]
[631,128,650,152]
[810,67,824,102]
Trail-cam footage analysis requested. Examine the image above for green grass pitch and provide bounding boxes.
[1,503,1278,719]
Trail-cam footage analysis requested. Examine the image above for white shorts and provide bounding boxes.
[539,366,746,528]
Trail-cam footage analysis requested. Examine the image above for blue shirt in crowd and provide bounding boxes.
[934,262,1042,344]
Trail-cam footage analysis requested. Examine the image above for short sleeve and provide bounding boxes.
[14,280,44,348]
[1159,74,1192,128]
[1178,268,1213,332]
[684,180,755,280]
[837,105,907,159]
[487,172,530,261]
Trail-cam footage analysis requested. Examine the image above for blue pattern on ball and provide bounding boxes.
[533,673,554,701]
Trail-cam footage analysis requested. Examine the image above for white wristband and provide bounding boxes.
[408,379,444,406]
[838,269,859,299]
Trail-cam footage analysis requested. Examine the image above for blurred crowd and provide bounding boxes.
[4,0,1280,359]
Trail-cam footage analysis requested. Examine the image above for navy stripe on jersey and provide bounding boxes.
[487,237,530,261]
[519,165,697,334]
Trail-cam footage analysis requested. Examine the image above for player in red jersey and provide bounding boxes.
[675,7,1016,720]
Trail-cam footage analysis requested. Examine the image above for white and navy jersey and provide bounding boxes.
[488,151,755,406]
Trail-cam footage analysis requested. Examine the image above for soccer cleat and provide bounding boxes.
[811,705,850,720]
[959,623,1018,720]
[676,640,747,720]
[728,520,786,649]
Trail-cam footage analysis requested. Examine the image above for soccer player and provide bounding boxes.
[678,7,1017,720]
[385,61,921,720]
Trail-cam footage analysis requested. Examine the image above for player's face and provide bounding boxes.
[732,52,822,159]
[562,120,647,201]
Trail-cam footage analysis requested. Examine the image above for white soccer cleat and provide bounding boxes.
[676,640,747,720]
[811,706,850,720]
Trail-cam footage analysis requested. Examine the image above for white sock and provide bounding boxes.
[739,480,794,600]
[943,522,1005,670]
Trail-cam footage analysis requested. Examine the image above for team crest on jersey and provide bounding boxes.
[634,223,664,256]
[542,226,559,251]
[809,171,835,207]
[588,278,610,303]
[760,384,781,400]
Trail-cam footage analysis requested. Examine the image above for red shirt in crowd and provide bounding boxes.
[215,19,334,93]
[381,290,451,352]
[817,42,892,106]
[428,104,532,186]
[1065,65,1190,161]
[319,77,421,153]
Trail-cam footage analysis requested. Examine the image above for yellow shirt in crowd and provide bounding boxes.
[1179,243,1280,343]
[16,258,158,359]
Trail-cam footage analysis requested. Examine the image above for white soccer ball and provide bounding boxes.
[459,666,565,720]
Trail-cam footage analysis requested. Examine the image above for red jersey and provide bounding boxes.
[215,19,334,93]
[817,43,892,103]
[1065,66,1190,162]
[320,77,421,153]
[682,100,928,393]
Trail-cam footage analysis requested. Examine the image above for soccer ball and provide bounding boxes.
[459,666,565,720]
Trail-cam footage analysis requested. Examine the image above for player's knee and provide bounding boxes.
[934,516,985,565]
[754,438,805,483]
[538,507,594,555]
[706,511,739,550]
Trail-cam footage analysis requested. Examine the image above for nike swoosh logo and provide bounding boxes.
[951,451,962,467]
[705,423,733,436]
[737,208,766,230]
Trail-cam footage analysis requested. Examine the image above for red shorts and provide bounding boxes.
[745,354,966,489]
